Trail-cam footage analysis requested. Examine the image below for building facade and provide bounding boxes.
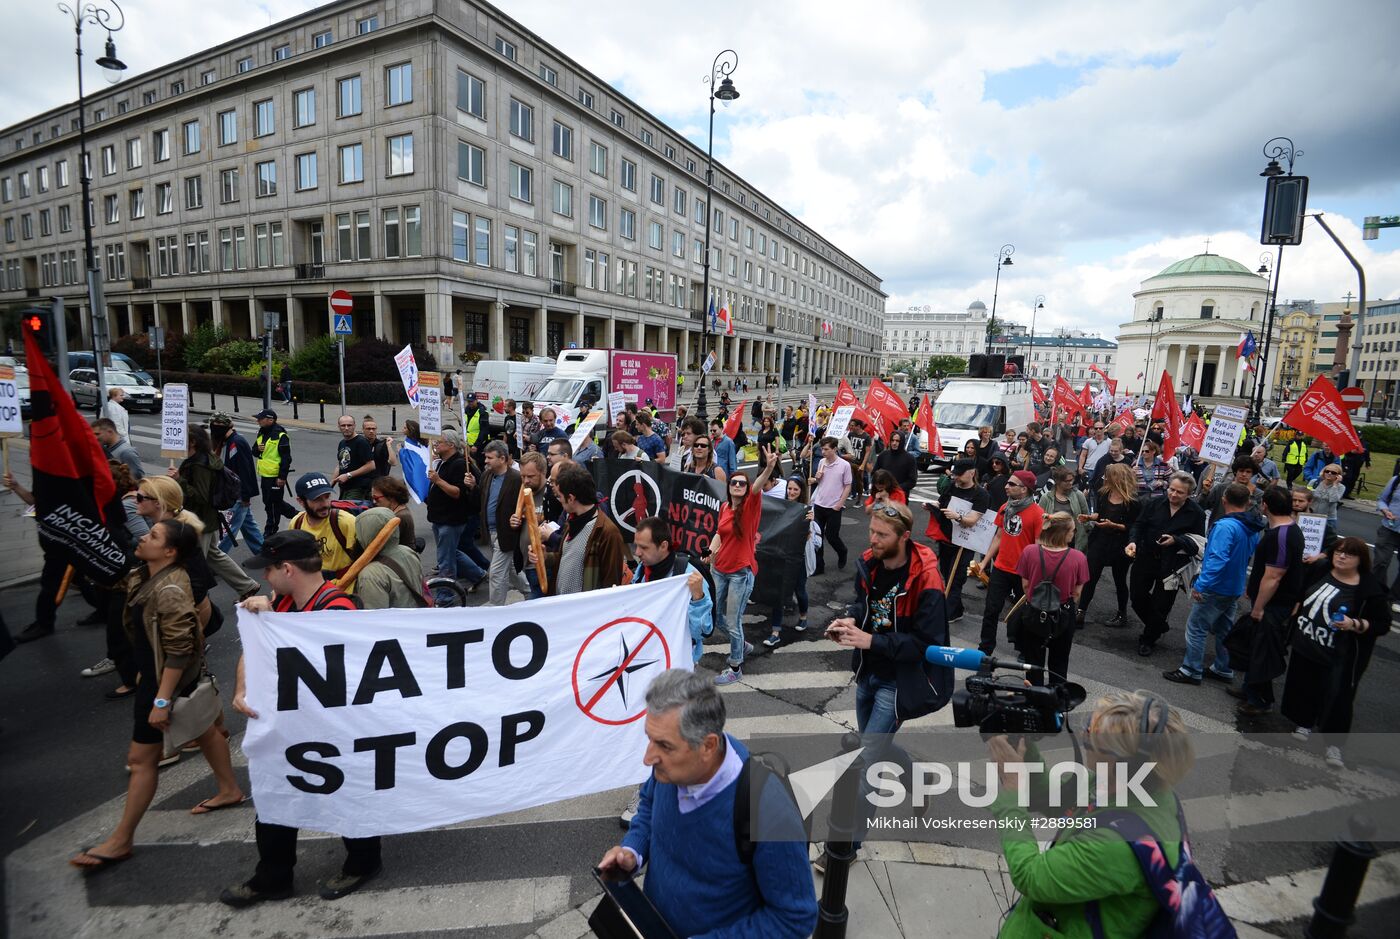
[880,300,987,372]
[0,0,884,385]
[1274,302,1321,400]
[1354,299,1400,417]
[1019,333,1117,385]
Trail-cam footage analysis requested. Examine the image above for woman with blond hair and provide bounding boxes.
[1013,511,1089,687]
[1076,462,1141,628]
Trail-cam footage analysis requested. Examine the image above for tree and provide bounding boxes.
[885,358,923,376]
[927,354,968,378]
[985,315,1002,341]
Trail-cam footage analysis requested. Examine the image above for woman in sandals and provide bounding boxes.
[69,519,246,872]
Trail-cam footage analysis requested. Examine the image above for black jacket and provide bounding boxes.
[478,467,524,552]
[254,422,292,480]
[1130,495,1205,578]
[221,431,259,500]
[875,447,919,498]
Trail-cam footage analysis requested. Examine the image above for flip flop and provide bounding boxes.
[191,795,251,815]
[69,848,134,871]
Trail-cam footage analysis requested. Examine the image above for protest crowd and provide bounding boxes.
[3,328,1391,938]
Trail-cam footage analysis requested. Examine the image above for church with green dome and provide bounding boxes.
[1114,251,1272,402]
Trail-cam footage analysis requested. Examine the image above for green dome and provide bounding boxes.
[1153,254,1259,278]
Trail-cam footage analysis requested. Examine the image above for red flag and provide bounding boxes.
[914,394,944,458]
[1180,413,1207,451]
[834,379,876,431]
[724,399,746,440]
[1149,370,1184,453]
[1079,383,1094,410]
[22,329,125,583]
[1052,376,1084,419]
[864,377,911,443]
[1030,380,1046,406]
[1282,376,1364,455]
[1089,364,1118,396]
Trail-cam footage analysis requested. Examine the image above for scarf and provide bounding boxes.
[641,551,677,583]
[1002,496,1034,531]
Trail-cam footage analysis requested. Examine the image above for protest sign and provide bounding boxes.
[948,496,996,554]
[1200,407,1246,466]
[666,470,725,556]
[825,405,856,441]
[160,383,189,458]
[595,458,665,540]
[395,344,421,406]
[1298,513,1328,557]
[568,408,605,452]
[0,365,21,437]
[607,390,627,424]
[238,577,692,838]
[417,373,442,436]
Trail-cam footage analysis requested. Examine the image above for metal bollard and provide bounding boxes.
[319,399,325,423]
[1307,817,1378,939]
[292,396,299,420]
[233,392,239,413]
[814,732,865,939]
[209,390,216,409]
[391,406,397,432]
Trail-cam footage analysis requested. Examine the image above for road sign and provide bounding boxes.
[263,310,281,331]
[147,325,165,351]
[333,314,354,335]
[1339,386,1365,409]
[330,289,353,313]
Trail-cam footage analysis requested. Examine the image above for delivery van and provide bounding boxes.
[532,349,678,429]
[471,357,556,429]
[930,376,1036,456]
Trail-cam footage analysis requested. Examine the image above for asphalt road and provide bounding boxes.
[2,421,1399,936]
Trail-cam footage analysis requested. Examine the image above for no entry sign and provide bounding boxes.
[1339,386,1365,410]
[329,289,353,314]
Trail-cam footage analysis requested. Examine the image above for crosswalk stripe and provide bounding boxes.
[720,670,848,692]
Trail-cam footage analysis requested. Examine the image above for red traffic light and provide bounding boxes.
[24,314,43,331]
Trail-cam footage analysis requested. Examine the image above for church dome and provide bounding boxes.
[968,300,987,311]
[1153,254,1259,278]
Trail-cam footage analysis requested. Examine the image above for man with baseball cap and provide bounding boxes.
[287,471,359,589]
[252,408,296,536]
[222,530,381,907]
[211,412,263,556]
[976,470,1045,655]
[927,460,988,624]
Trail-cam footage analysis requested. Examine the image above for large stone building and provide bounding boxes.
[1114,253,1271,401]
[0,0,884,384]
[880,300,987,372]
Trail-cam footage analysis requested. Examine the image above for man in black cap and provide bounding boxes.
[928,460,988,624]
[222,530,381,908]
[252,408,296,535]
[287,471,359,585]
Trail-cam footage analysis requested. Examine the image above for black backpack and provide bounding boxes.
[733,752,805,864]
[210,460,243,511]
[1022,547,1075,642]
[672,552,718,637]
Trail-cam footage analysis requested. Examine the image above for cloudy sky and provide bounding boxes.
[4,0,1398,340]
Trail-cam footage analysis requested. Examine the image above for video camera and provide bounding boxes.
[925,646,1086,734]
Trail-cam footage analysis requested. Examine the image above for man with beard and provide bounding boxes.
[332,415,375,502]
[287,472,359,586]
[510,452,552,599]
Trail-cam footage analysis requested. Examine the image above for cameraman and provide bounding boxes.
[986,691,1197,938]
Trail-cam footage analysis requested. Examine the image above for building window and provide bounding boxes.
[142,90,158,105]
[457,71,485,118]
[621,158,636,192]
[509,162,532,202]
[383,207,401,258]
[335,213,352,261]
[452,210,469,261]
[256,160,277,196]
[548,322,564,355]
[620,208,635,241]
[694,238,703,263]
[539,63,557,86]
[170,80,184,95]
[589,195,606,229]
[552,121,572,160]
[386,133,414,175]
[254,99,276,137]
[255,222,271,267]
[695,196,705,225]
[552,180,572,217]
[578,88,593,108]
[474,216,491,266]
[509,99,533,141]
[273,44,290,62]
[510,316,530,354]
[457,141,485,186]
[404,206,421,256]
[589,141,607,177]
[101,145,116,175]
[125,137,142,170]
[295,152,317,190]
[294,88,316,127]
[338,76,362,117]
[128,189,143,219]
[664,143,676,161]
[219,167,239,203]
[504,225,519,273]
[56,159,69,187]
[58,204,71,232]
[610,109,625,128]
[357,15,378,34]
[183,119,200,154]
[494,36,516,61]
[640,128,654,146]
[386,63,413,106]
[674,187,686,216]
[218,109,238,145]
[523,231,537,276]
[648,220,663,250]
[1200,303,1215,319]
[156,182,172,214]
[686,157,697,173]
[200,69,215,85]
[339,143,364,182]
[184,175,203,209]
[236,56,253,74]
[672,231,685,258]
[355,210,371,258]
[650,174,664,205]
[313,29,333,48]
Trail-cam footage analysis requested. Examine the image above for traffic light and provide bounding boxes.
[20,306,56,358]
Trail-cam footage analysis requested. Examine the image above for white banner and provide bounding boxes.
[395,344,420,406]
[238,577,693,838]
[0,365,20,437]
[418,386,442,436]
[160,383,188,457]
[607,390,628,424]
[825,405,856,441]
[947,495,997,554]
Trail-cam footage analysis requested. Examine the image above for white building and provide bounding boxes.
[1022,332,1117,385]
[880,300,987,371]
[1114,253,1272,401]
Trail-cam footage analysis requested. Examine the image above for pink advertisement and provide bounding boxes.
[609,351,677,413]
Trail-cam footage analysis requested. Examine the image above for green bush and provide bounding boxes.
[1359,424,1400,455]
[201,339,263,375]
[342,338,437,382]
[287,334,343,384]
[238,351,289,380]
[111,332,152,368]
[159,370,409,406]
[181,322,232,371]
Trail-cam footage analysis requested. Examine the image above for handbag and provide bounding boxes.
[165,672,221,751]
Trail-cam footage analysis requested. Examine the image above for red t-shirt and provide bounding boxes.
[864,487,908,508]
[992,504,1044,575]
[1015,545,1089,599]
[714,492,764,575]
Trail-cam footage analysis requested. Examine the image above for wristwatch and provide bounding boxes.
[154,697,171,709]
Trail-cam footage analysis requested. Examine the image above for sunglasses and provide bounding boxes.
[692,442,710,449]
[730,479,748,488]
[873,505,904,519]
[134,493,158,503]
[1323,470,1341,476]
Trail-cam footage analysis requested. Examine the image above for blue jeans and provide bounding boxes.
[854,672,906,847]
[457,517,491,571]
[523,566,545,600]
[713,567,755,667]
[771,567,809,632]
[1181,590,1239,679]
[219,500,264,555]
[432,522,486,603]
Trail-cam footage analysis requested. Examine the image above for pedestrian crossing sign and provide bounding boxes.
[334,314,353,335]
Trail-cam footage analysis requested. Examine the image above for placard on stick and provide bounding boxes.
[0,365,21,438]
[948,495,997,554]
[160,383,189,458]
[417,372,442,436]
[1297,512,1327,557]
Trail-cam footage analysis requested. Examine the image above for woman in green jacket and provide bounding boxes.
[986,690,1197,938]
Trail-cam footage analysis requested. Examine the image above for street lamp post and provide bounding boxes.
[1251,136,1303,423]
[989,244,1014,325]
[59,0,127,413]
[1028,294,1044,377]
[695,50,739,422]
[1248,253,1273,402]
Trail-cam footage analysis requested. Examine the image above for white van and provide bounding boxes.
[930,377,1036,457]
[472,357,556,429]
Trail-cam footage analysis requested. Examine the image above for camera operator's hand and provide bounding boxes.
[986,734,1029,790]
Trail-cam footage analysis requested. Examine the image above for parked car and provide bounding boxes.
[65,351,155,386]
[69,368,163,412]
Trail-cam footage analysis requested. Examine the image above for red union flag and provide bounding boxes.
[1079,383,1094,410]
[1089,364,1117,395]
[864,378,911,442]
[1149,370,1184,453]
[1053,376,1084,418]
[835,379,876,432]
[1283,375,1364,455]
[1180,413,1207,451]
[1030,380,1047,406]
[914,394,944,458]
[724,399,746,441]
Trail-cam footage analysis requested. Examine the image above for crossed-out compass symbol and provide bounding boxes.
[587,633,659,709]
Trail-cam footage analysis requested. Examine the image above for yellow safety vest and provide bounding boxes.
[256,430,286,478]
[464,407,482,447]
[1284,440,1308,467]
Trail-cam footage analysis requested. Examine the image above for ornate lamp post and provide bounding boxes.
[988,244,1014,325]
[1028,294,1044,376]
[695,50,739,421]
[1251,136,1303,422]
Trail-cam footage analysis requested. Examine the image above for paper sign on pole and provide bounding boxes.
[0,366,21,437]
[701,351,716,375]
[1200,409,1246,466]
[825,405,856,441]
[237,577,693,838]
[160,383,189,458]
[1298,513,1328,557]
[808,393,819,423]
[607,390,628,424]
[568,408,606,453]
[417,373,442,436]
[948,495,997,554]
[395,344,421,406]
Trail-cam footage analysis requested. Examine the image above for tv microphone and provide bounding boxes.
[925,645,1032,672]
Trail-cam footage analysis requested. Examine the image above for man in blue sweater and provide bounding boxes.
[1164,483,1264,685]
[710,419,739,479]
[598,670,817,938]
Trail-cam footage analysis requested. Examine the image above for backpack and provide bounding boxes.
[210,460,243,512]
[1021,547,1075,642]
[292,508,360,560]
[1086,798,1237,939]
[672,552,718,637]
[732,752,805,864]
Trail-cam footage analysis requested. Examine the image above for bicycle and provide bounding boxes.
[425,576,469,608]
